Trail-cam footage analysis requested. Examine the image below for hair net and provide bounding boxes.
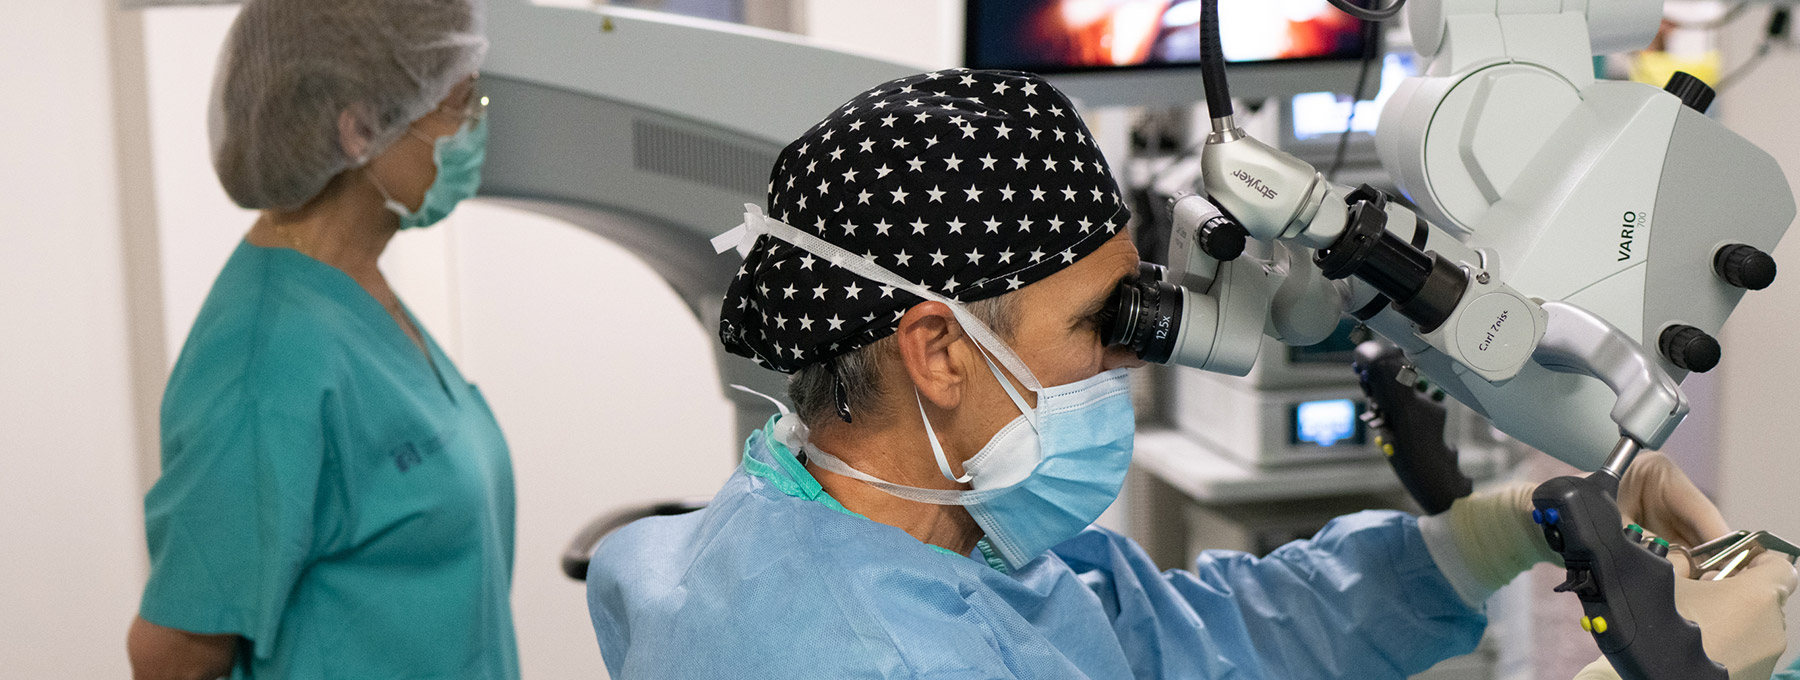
[210,0,489,211]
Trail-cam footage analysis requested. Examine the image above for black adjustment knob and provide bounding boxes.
[1198,218,1248,261]
[1714,243,1778,291]
[1665,71,1716,113]
[1660,324,1722,373]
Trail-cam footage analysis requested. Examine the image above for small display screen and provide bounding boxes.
[965,0,1367,74]
[1291,398,1365,447]
[1289,53,1416,140]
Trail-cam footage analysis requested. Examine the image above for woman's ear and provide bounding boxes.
[337,108,374,163]
[894,301,975,411]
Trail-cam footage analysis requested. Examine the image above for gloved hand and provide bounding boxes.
[1615,452,1734,550]
[1570,551,1797,680]
[1419,482,1563,608]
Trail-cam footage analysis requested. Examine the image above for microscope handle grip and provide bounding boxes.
[1353,341,1471,515]
[1531,301,1689,449]
[1533,474,1726,680]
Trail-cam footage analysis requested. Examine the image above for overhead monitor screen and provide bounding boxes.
[966,0,1367,74]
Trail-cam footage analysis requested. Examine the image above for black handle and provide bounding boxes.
[1532,474,1726,680]
[1353,340,1471,515]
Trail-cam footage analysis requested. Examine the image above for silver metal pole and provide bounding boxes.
[1600,436,1643,479]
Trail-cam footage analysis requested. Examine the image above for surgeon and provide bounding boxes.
[587,70,1793,679]
[127,1,517,679]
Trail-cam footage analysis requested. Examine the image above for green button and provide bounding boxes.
[1626,523,1644,534]
[1652,537,1670,547]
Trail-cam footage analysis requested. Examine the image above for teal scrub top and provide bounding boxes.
[140,241,518,679]
[1778,654,1800,680]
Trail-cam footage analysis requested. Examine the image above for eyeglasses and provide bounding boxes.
[435,77,488,124]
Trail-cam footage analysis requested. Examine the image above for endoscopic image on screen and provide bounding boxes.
[966,0,1366,73]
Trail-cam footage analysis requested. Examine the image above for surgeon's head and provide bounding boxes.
[211,0,489,224]
[720,70,1143,485]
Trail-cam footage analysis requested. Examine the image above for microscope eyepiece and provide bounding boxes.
[1103,263,1186,364]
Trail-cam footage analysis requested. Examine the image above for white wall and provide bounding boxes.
[803,0,962,69]
[1713,8,1800,668]
[0,0,150,676]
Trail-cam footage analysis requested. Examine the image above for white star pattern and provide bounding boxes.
[724,70,1126,373]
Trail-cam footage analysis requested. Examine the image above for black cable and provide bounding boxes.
[1716,42,1772,91]
[1199,0,1233,118]
[1329,19,1383,182]
[1718,8,1790,92]
[1327,0,1407,23]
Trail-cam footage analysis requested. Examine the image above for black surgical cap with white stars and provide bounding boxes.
[719,69,1129,374]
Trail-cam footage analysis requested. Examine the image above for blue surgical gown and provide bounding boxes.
[139,241,518,679]
[588,420,1485,679]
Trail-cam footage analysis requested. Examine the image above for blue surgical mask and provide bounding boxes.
[720,205,1136,571]
[374,116,488,230]
[804,329,1136,572]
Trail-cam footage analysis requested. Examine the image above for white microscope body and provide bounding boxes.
[1188,0,1793,470]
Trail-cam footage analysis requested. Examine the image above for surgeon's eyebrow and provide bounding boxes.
[1073,271,1130,330]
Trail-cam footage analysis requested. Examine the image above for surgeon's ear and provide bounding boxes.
[895,301,977,411]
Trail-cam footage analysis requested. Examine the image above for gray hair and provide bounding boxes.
[788,295,1017,429]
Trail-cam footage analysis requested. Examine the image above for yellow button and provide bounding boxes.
[1580,616,1592,632]
[1382,443,1396,457]
[1593,617,1608,634]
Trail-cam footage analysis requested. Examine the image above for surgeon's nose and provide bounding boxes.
[1102,345,1148,371]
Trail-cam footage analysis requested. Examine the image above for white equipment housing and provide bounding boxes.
[1374,1,1794,468]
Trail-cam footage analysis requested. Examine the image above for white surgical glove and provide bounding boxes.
[1570,552,1798,680]
[1419,482,1562,608]
[1615,452,1734,550]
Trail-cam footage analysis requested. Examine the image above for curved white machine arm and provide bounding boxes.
[479,1,919,436]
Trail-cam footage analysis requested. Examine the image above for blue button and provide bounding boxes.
[1532,509,1544,524]
[1546,508,1561,525]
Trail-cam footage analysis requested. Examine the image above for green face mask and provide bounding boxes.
[377,116,488,230]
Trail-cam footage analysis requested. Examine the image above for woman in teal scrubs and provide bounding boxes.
[126,1,516,678]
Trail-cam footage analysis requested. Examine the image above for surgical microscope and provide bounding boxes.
[1095,1,1794,678]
